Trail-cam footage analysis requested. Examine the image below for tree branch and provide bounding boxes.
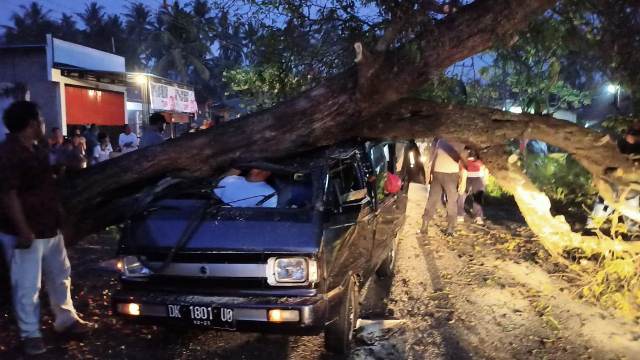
[60,0,558,239]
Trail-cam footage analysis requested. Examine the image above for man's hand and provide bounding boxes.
[16,230,35,249]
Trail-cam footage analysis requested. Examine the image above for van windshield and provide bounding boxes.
[158,169,313,209]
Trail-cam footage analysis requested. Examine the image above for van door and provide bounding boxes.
[368,143,405,267]
[322,157,375,290]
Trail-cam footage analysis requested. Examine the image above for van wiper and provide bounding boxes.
[212,187,277,207]
[138,192,278,273]
[140,201,212,273]
[255,192,277,207]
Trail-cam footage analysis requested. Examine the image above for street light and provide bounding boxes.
[134,74,147,85]
[606,83,619,94]
[133,74,149,133]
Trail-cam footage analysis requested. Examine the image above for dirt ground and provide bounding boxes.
[0,184,639,359]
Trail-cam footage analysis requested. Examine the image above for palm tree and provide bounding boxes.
[148,1,210,82]
[2,2,57,45]
[55,13,80,43]
[124,2,153,70]
[77,2,109,51]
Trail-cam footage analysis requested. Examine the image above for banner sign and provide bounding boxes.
[149,81,198,113]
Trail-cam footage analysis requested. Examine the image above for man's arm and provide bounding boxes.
[2,190,34,248]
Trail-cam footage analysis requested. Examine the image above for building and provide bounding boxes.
[0,35,127,136]
[126,73,198,137]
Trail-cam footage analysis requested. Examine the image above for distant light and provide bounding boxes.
[508,106,523,114]
[134,74,147,85]
[606,84,619,94]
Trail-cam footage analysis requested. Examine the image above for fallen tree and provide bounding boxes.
[59,0,639,243]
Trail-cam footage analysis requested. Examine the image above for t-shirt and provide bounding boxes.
[466,158,484,177]
[618,138,640,156]
[0,135,61,238]
[214,175,278,207]
[119,132,139,153]
[93,144,112,164]
[139,129,164,149]
[433,140,465,174]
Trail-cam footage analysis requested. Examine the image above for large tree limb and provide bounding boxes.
[61,0,557,238]
[63,97,639,242]
[360,99,640,221]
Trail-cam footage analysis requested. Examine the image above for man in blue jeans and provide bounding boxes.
[0,101,92,355]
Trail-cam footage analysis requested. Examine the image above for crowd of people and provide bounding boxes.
[43,114,170,175]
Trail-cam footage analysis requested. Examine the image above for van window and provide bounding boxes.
[326,161,365,206]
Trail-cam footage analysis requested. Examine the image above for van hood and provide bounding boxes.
[127,199,321,254]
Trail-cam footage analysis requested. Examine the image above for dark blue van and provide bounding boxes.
[112,141,423,354]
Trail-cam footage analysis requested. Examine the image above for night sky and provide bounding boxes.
[1,0,166,26]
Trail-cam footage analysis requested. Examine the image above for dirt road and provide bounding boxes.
[1,184,638,359]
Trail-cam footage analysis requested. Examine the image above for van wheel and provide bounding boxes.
[376,243,396,278]
[324,276,358,354]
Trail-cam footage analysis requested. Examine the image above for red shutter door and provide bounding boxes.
[65,85,125,126]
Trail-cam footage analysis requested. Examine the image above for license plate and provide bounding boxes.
[167,304,235,329]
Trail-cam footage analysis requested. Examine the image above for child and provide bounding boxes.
[457,147,486,224]
[92,132,113,165]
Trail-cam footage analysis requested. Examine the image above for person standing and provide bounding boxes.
[118,124,139,153]
[421,137,466,236]
[92,132,113,165]
[48,127,65,165]
[457,147,487,225]
[83,124,99,162]
[0,101,91,355]
[139,113,166,149]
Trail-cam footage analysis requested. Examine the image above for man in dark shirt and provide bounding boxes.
[139,112,167,149]
[0,101,91,355]
[618,128,640,158]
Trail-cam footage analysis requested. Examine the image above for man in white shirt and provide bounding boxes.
[421,137,466,236]
[214,169,278,207]
[118,125,138,153]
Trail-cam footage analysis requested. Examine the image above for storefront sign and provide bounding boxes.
[149,81,198,113]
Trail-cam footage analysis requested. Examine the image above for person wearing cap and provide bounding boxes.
[139,113,166,149]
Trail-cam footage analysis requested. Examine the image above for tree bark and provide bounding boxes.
[361,100,640,221]
[61,0,568,238]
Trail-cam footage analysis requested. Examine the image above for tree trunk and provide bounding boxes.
[64,0,600,239]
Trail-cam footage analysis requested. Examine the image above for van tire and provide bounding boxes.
[376,244,396,278]
[324,276,358,354]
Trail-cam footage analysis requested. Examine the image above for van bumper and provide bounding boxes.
[112,289,340,335]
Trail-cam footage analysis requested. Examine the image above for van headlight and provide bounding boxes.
[266,257,318,286]
[118,256,153,278]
